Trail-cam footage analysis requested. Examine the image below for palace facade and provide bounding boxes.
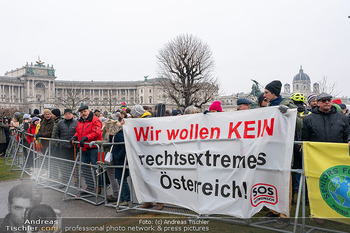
[0,60,217,113]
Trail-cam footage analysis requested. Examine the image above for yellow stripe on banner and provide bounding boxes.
[303,141,350,224]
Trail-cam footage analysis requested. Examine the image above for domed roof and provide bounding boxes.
[293,66,310,82]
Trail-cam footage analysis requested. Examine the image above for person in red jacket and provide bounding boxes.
[26,117,40,169]
[70,105,102,193]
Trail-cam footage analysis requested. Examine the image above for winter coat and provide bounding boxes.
[74,111,102,151]
[55,118,78,148]
[51,117,63,146]
[27,124,38,145]
[38,117,55,150]
[0,122,8,144]
[268,96,303,131]
[302,106,350,143]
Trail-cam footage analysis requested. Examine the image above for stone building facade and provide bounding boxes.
[0,60,217,113]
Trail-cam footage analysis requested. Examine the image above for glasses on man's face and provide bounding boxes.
[264,91,270,95]
[320,99,331,103]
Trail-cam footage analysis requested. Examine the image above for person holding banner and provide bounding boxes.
[263,80,301,229]
[131,104,164,210]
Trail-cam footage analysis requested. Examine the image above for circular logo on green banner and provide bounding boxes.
[319,165,350,217]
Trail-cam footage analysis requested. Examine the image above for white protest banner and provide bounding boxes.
[123,106,296,218]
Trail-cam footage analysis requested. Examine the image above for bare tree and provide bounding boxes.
[57,89,88,111]
[318,76,341,96]
[103,89,118,112]
[157,34,218,109]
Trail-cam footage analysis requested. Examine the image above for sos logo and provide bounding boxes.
[250,183,278,207]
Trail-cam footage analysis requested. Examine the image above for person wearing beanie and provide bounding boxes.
[209,101,223,112]
[33,109,40,115]
[263,80,283,106]
[306,94,317,110]
[262,80,302,229]
[332,99,342,105]
[51,109,61,118]
[36,109,55,151]
[131,105,151,118]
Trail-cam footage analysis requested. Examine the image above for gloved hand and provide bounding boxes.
[297,105,305,113]
[278,105,288,114]
[35,133,42,139]
[203,110,210,114]
[79,136,88,147]
[70,136,78,145]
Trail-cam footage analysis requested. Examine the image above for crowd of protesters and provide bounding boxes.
[2,81,350,229]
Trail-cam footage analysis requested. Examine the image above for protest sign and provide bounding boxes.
[124,107,296,218]
[304,141,350,223]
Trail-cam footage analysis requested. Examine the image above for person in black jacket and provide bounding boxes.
[302,93,350,144]
[55,109,78,185]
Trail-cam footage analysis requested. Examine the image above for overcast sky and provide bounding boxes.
[1,0,349,97]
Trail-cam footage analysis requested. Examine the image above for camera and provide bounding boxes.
[24,204,61,232]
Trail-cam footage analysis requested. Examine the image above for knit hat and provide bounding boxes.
[307,94,317,105]
[265,80,282,96]
[131,105,146,117]
[43,109,51,115]
[209,101,223,112]
[339,104,346,110]
[31,117,40,123]
[51,109,61,117]
[23,114,30,120]
[33,109,40,115]
[64,109,72,114]
[332,99,342,105]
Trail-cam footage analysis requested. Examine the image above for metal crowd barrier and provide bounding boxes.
[100,141,346,233]
[35,137,106,205]
[5,129,22,167]
[5,134,347,233]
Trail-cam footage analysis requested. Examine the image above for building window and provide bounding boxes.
[140,96,143,104]
[149,96,152,104]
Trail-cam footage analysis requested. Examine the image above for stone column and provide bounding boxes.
[11,86,14,102]
[27,80,30,97]
[48,81,51,98]
[21,87,23,103]
[32,80,35,97]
